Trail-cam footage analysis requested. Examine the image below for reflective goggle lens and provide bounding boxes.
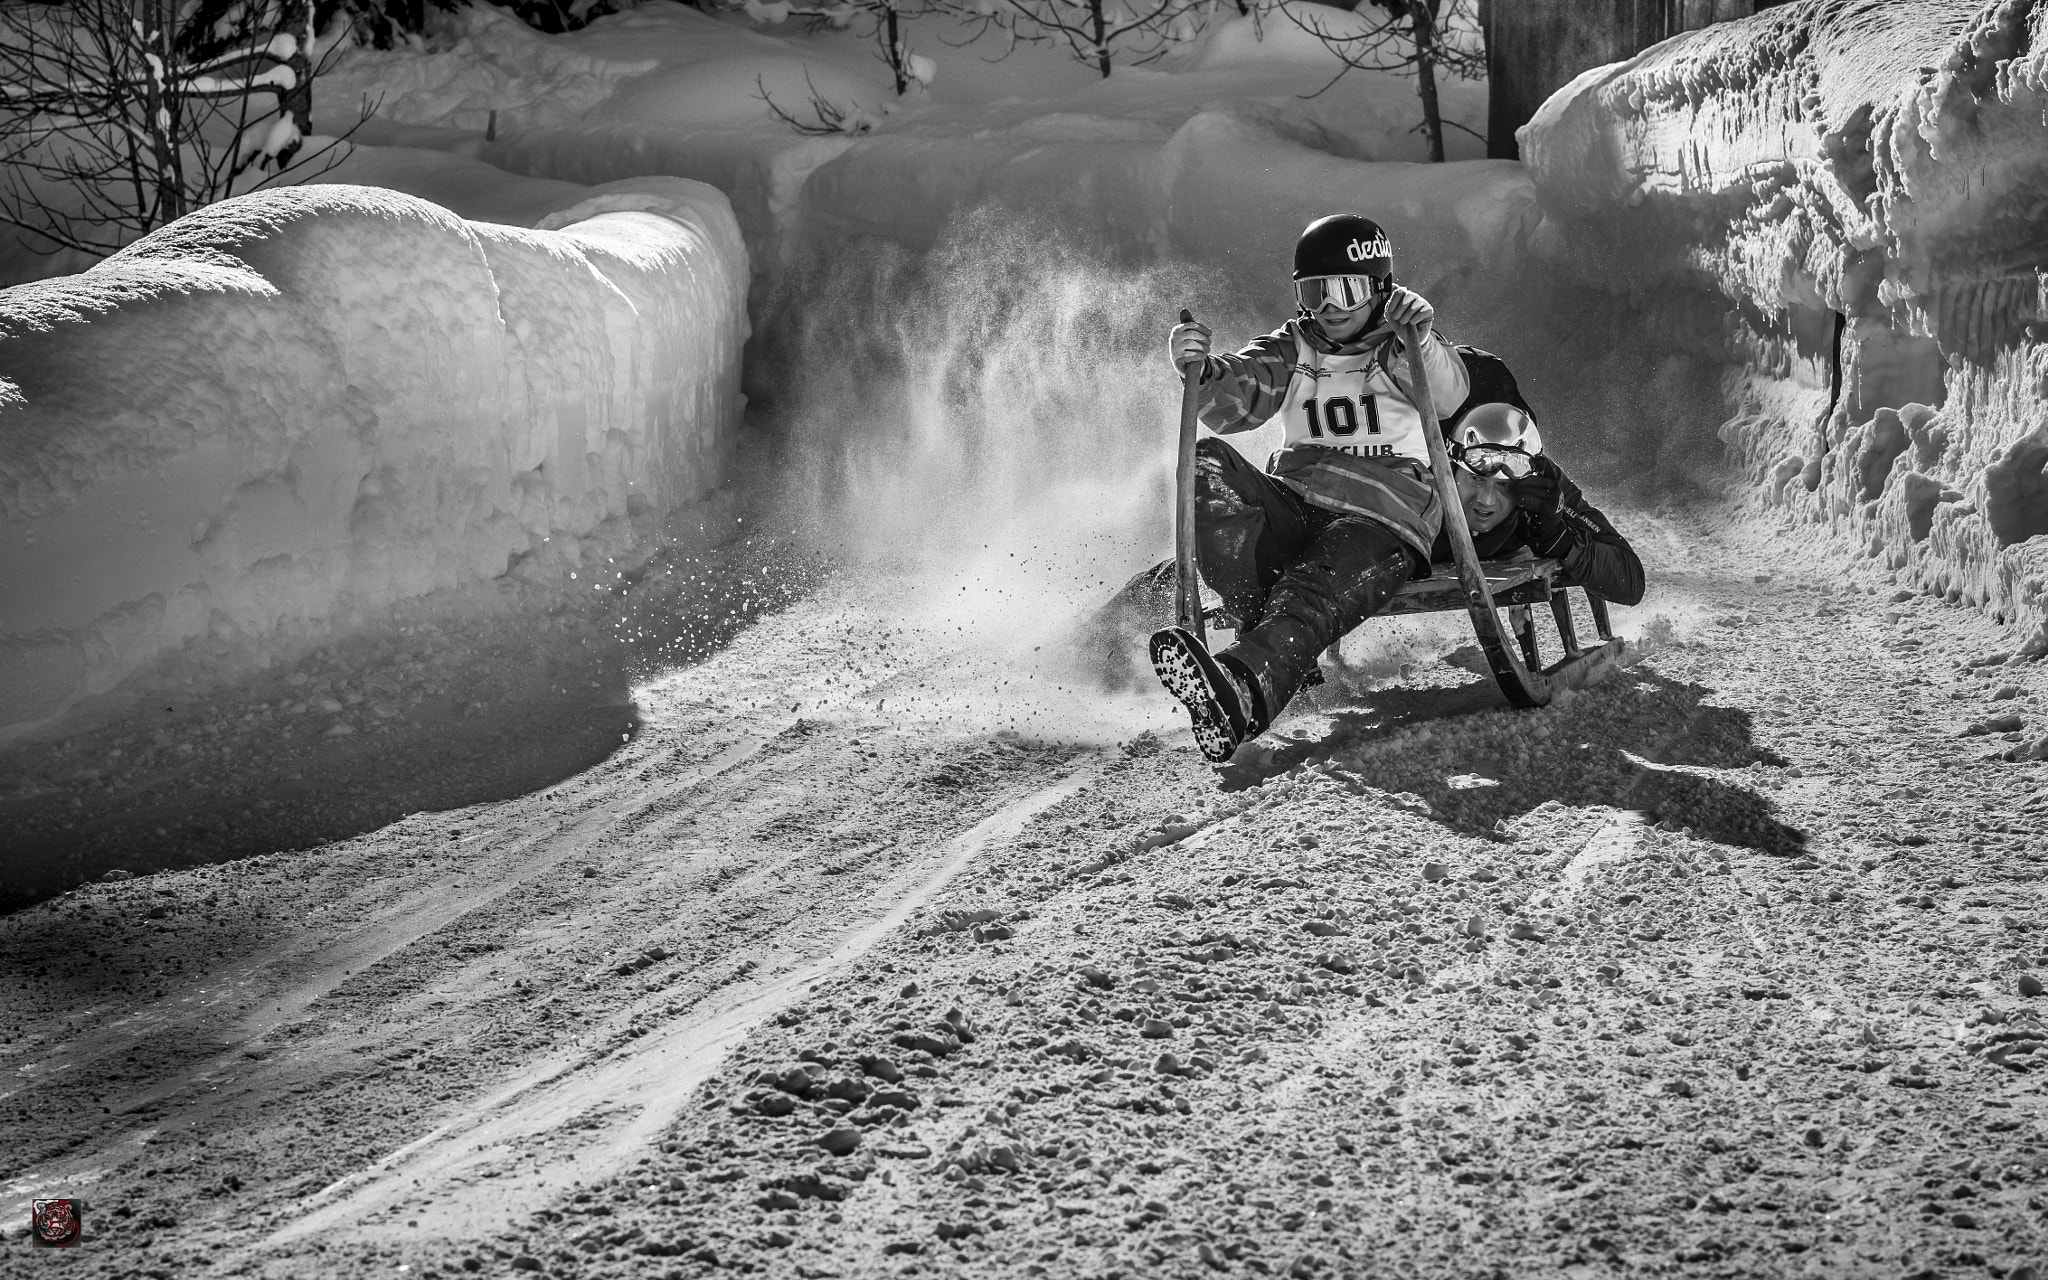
[1457,404,1536,448]
[1458,444,1535,479]
[1295,274,1389,314]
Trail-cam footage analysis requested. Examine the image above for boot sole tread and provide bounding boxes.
[1150,633,1241,764]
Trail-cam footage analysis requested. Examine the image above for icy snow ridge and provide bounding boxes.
[1521,0,2048,644]
[0,181,747,733]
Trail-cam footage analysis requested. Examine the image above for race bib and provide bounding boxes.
[1275,335,1429,463]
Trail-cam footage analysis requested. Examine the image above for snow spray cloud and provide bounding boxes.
[760,210,1256,648]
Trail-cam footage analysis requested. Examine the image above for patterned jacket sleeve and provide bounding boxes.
[1191,326,1301,434]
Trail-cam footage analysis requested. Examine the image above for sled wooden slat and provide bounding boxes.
[1550,587,1580,652]
[1588,593,1614,640]
[1383,558,1561,616]
[1376,547,1621,699]
[1511,603,1540,669]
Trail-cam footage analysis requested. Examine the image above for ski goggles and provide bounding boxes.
[1456,443,1537,480]
[1294,273,1393,315]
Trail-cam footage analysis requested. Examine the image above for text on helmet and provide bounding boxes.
[1345,234,1392,263]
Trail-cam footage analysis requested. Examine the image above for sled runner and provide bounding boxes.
[1165,314,1621,710]
[1380,552,1621,707]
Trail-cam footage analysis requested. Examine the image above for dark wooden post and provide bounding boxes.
[1482,0,1754,160]
[1408,0,1444,163]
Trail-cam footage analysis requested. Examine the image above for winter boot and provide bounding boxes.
[1149,627,1263,763]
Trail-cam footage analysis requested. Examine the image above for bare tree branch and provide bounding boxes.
[973,0,1208,78]
[1283,0,1485,162]
[755,68,874,135]
[0,0,366,262]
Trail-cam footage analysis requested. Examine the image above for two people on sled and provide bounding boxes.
[1149,213,1645,763]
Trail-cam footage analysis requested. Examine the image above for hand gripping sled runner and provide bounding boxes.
[1168,315,1622,709]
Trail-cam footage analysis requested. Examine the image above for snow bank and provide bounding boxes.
[466,66,1529,375]
[0,180,747,734]
[320,2,1495,300]
[1521,0,2048,643]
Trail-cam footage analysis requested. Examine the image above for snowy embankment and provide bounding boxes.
[317,3,1531,341]
[1521,0,2048,643]
[0,179,747,735]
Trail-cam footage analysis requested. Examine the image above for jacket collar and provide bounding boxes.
[1297,309,1397,356]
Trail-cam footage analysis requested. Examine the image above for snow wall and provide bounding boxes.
[477,101,1536,359]
[0,181,748,735]
[313,5,1525,366]
[1522,0,2048,644]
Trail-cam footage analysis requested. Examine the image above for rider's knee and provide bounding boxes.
[1194,444,1255,511]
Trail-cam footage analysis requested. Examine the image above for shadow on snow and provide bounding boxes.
[1219,659,1806,858]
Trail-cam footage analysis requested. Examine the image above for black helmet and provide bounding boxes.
[1293,214,1392,281]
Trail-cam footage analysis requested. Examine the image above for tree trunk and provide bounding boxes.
[1407,0,1444,162]
[278,0,315,168]
[1092,0,1110,78]
[145,0,185,225]
[886,4,905,94]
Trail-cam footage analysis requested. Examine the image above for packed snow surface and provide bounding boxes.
[1521,0,2048,645]
[10,509,2048,1277]
[0,180,747,733]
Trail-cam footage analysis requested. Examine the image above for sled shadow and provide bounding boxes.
[1217,662,1806,857]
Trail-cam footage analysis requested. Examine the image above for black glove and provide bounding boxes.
[1511,456,1572,556]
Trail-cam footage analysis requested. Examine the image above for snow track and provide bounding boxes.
[7,507,2048,1278]
[263,763,1099,1247]
[0,722,790,1202]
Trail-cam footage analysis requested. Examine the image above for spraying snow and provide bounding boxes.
[742,214,1252,744]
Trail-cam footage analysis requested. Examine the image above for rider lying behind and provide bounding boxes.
[1439,361,1644,608]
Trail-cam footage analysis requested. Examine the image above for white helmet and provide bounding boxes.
[1451,402,1542,455]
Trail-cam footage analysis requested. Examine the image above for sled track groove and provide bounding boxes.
[251,759,1103,1249]
[0,724,791,1213]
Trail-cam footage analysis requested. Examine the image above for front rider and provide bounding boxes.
[1150,213,1468,763]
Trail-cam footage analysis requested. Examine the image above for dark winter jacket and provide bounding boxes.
[1426,470,1645,606]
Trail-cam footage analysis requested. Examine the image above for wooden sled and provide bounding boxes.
[1168,316,1622,712]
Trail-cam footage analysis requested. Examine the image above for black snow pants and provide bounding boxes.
[1193,437,1416,729]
